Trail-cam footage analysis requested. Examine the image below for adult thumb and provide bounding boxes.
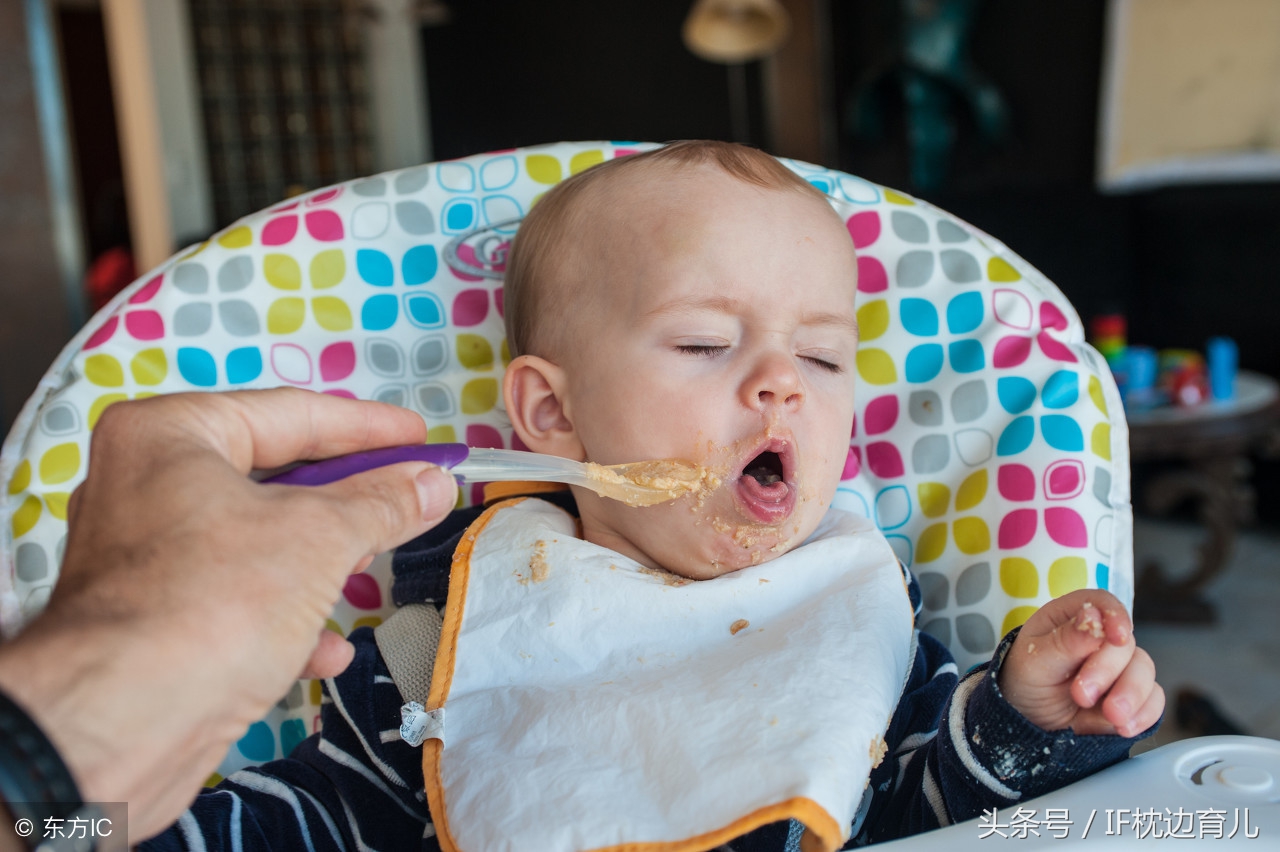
[294,463,458,561]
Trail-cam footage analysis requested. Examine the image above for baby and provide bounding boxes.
[148,143,1162,852]
[501,141,860,579]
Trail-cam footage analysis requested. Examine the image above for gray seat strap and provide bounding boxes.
[373,603,443,705]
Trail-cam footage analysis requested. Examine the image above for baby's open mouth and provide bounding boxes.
[734,442,796,523]
[744,451,784,486]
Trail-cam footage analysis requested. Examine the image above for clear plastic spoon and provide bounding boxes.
[260,443,714,507]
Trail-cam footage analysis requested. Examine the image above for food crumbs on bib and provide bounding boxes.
[519,540,549,585]
[759,578,769,584]
[869,735,888,768]
[730,619,750,635]
[637,564,692,587]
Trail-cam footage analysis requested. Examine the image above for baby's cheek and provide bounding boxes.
[710,518,798,570]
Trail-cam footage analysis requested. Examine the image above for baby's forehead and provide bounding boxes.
[568,167,836,245]
[533,162,853,327]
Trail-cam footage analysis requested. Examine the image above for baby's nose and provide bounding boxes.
[744,353,804,411]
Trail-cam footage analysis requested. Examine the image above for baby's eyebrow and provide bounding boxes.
[801,311,860,336]
[641,294,744,319]
[642,296,860,336]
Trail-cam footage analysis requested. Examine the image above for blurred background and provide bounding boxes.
[3,0,1280,741]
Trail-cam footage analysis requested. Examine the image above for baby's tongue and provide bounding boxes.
[738,471,789,503]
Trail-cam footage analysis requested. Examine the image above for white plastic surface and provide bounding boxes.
[881,736,1280,847]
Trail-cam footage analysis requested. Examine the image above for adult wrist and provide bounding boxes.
[0,686,90,850]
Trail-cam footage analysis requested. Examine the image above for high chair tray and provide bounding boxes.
[880,736,1280,847]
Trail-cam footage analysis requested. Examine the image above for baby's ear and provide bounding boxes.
[503,354,583,460]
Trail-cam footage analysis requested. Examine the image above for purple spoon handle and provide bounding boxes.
[260,443,471,487]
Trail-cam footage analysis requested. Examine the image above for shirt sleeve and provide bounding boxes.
[851,567,1157,846]
[138,626,439,852]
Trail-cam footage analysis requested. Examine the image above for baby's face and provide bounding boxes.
[556,167,859,579]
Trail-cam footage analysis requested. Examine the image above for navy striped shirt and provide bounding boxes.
[144,502,1150,850]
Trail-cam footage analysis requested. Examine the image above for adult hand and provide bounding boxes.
[0,389,456,842]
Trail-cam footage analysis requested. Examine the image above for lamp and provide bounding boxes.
[681,0,791,144]
[414,0,452,26]
[682,0,790,63]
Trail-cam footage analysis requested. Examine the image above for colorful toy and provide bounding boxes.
[1207,336,1239,401]
[1089,313,1127,365]
[1118,345,1160,411]
[1159,349,1210,408]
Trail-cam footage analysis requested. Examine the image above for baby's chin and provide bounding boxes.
[595,511,814,581]
[575,472,835,579]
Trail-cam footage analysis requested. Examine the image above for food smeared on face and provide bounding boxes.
[584,458,721,507]
[507,154,859,581]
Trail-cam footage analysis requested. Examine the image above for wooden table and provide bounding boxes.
[1128,371,1280,622]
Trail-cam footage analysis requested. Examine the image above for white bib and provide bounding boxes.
[423,498,914,852]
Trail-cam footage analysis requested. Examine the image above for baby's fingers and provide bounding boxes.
[1124,682,1166,738]
[1069,631,1137,709]
[1099,648,1163,737]
[1060,597,1131,655]
[1015,593,1130,689]
[1070,680,1165,737]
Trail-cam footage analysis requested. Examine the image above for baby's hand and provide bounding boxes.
[998,589,1164,737]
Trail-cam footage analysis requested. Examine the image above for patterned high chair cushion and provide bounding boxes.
[1,141,1131,777]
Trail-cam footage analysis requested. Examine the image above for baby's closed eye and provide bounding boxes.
[676,343,729,358]
[800,353,844,373]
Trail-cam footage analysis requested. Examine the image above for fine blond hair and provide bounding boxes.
[503,140,829,359]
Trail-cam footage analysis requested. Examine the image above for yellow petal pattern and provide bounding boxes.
[955,469,988,511]
[39,444,80,485]
[917,482,950,518]
[1000,557,1038,598]
[1049,557,1088,597]
[916,523,948,563]
[856,300,890,342]
[8,460,31,495]
[953,517,990,555]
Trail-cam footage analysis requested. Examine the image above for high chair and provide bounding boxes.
[3,142,1277,845]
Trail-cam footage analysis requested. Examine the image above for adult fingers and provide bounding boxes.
[220,388,430,471]
[300,629,356,681]
[274,462,458,564]
[93,388,430,476]
[66,483,83,528]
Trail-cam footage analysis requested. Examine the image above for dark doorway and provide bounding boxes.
[420,0,766,160]
[56,5,129,265]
